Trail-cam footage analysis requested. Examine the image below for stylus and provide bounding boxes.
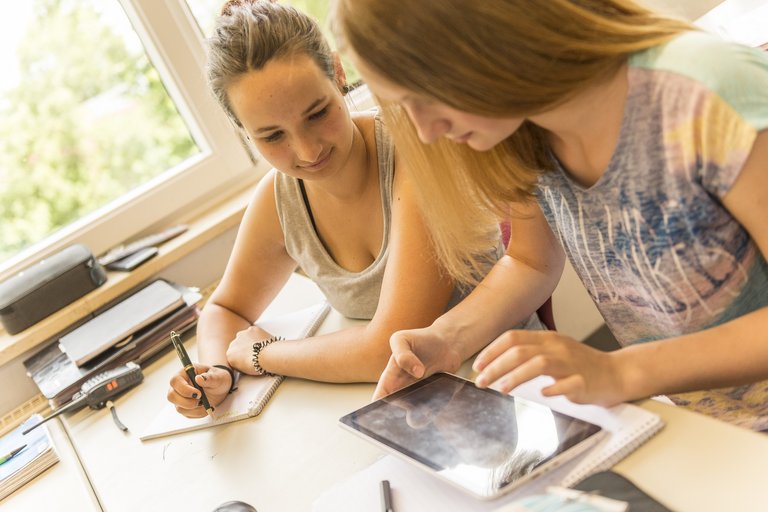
[380,480,394,512]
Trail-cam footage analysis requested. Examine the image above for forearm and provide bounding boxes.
[614,306,768,400]
[196,302,253,367]
[432,253,562,361]
[258,323,393,382]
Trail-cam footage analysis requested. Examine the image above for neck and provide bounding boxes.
[310,116,373,203]
[531,63,629,186]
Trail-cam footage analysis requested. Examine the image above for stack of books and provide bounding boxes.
[0,414,59,500]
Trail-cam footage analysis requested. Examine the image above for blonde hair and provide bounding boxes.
[334,0,692,285]
[208,0,333,128]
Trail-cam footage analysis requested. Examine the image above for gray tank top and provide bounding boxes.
[274,113,393,319]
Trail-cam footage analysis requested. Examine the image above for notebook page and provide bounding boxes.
[140,302,330,441]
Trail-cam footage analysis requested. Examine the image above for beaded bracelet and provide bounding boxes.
[212,364,238,394]
[251,336,283,376]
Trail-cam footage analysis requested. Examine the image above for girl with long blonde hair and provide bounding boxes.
[334,0,768,430]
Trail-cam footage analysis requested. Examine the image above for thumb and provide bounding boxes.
[390,331,425,378]
[195,367,226,389]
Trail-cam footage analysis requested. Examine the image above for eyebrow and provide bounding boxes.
[254,97,327,134]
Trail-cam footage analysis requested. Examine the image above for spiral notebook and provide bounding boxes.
[140,301,331,441]
[313,375,664,512]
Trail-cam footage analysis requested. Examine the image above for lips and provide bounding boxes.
[450,132,473,143]
[299,148,332,171]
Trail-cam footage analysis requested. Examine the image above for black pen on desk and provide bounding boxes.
[380,480,394,512]
[0,445,26,465]
[170,331,214,417]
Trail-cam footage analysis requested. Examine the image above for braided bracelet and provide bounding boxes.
[251,336,283,376]
[213,364,238,394]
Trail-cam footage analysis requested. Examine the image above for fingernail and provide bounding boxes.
[192,392,198,399]
[476,376,487,387]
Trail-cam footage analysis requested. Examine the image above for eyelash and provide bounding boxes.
[261,107,330,143]
[308,106,329,121]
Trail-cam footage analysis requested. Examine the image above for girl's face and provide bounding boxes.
[227,54,353,179]
[351,54,523,151]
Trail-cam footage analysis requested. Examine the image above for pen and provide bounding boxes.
[380,479,394,512]
[170,331,214,417]
[0,445,26,465]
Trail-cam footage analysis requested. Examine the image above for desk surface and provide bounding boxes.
[5,273,768,512]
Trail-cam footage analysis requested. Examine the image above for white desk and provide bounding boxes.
[5,273,768,511]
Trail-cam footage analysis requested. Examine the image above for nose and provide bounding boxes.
[292,135,323,164]
[403,103,450,144]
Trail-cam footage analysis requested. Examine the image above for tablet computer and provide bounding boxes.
[339,373,605,500]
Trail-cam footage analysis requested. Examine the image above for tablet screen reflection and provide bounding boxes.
[356,377,600,497]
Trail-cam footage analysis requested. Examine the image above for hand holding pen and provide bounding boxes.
[170,331,214,417]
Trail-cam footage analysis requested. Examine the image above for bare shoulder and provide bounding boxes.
[350,109,377,141]
[248,168,278,211]
[241,168,284,245]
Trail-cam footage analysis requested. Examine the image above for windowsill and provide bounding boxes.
[0,185,254,367]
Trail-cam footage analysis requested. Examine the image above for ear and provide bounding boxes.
[332,52,348,94]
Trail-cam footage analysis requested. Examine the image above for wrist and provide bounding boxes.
[251,336,283,376]
[610,346,655,402]
[213,364,238,393]
[431,315,473,361]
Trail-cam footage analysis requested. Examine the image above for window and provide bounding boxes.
[0,0,257,279]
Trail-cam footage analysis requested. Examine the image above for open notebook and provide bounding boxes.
[140,301,330,441]
[313,375,664,512]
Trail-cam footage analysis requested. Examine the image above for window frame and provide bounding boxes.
[0,0,265,280]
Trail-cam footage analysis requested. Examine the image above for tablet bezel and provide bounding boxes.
[339,373,605,500]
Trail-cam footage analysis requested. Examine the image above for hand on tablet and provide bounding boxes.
[472,330,626,406]
[373,326,463,399]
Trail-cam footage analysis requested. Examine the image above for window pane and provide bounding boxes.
[0,0,199,263]
[185,0,222,37]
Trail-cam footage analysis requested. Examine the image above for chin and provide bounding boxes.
[467,139,497,152]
